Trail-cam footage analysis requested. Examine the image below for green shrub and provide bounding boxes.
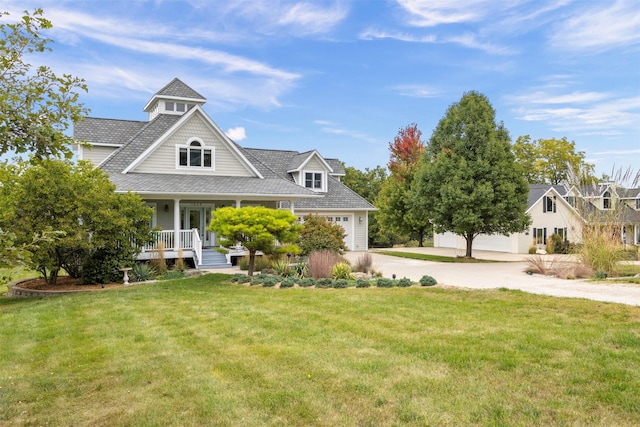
[272,259,293,277]
[332,262,354,280]
[397,278,412,287]
[230,273,246,283]
[299,278,315,287]
[376,278,394,288]
[419,275,437,286]
[131,263,155,282]
[333,279,348,288]
[293,261,308,279]
[298,215,347,255]
[355,278,371,288]
[81,246,133,284]
[316,278,333,288]
[262,276,278,287]
[280,277,296,288]
[250,274,269,286]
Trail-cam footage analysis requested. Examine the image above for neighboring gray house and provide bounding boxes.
[74,78,375,267]
[434,183,640,254]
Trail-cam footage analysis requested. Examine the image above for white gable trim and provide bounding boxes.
[122,107,263,178]
[287,150,334,174]
[527,187,581,219]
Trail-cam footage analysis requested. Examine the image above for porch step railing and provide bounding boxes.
[141,230,203,265]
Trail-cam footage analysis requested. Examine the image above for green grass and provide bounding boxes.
[1,274,639,426]
[375,250,500,263]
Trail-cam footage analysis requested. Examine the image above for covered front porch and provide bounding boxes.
[139,197,299,267]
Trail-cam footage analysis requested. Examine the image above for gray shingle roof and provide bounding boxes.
[74,117,146,145]
[100,114,182,173]
[153,78,206,101]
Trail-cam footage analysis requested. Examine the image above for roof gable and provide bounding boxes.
[120,106,263,178]
[287,150,333,174]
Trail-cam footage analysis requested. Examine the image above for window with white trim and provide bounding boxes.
[304,172,323,190]
[178,140,213,168]
[543,195,556,213]
[603,191,611,209]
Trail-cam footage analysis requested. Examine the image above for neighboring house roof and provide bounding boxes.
[526,184,566,210]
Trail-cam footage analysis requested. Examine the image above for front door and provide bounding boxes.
[182,207,215,247]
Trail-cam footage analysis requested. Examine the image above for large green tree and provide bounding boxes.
[377,124,431,246]
[513,135,595,185]
[208,206,301,276]
[414,91,530,257]
[0,160,153,284]
[1,8,88,159]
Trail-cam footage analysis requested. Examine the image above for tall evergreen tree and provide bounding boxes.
[414,91,530,257]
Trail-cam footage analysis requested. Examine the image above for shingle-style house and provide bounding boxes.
[74,78,375,268]
[435,183,640,254]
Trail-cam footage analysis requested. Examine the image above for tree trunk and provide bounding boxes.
[418,229,424,247]
[465,233,474,258]
[248,250,256,277]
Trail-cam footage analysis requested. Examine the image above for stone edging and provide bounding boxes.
[7,279,97,298]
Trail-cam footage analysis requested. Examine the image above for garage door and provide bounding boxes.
[437,232,458,249]
[473,234,511,252]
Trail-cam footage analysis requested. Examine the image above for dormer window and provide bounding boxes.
[603,191,611,209]
[304,171,323,191]
[178,140,213,168]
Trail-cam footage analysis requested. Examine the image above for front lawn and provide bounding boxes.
[1,274,639,426]
[374,250,499,263]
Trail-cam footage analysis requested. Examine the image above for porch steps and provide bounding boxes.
[197,249,231,269]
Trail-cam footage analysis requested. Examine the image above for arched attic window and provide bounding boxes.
[178,140,213,168]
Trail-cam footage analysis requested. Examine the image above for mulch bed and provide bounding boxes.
[18,276,124,291]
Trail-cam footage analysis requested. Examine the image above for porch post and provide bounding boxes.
[173,199,181,250]
[235,199,241,208]
[289,200,295,214]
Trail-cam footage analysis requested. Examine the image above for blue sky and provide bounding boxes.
[4,0,639,177]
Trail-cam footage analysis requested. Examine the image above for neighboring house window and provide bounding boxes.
[304,172,323,190]
[636,198,640,210]
[565,196,576,207]
[603,191,611,209]
[178,140,213,168]
[533,227,546,245]
[543,195,556,213]
[554,227,567,241]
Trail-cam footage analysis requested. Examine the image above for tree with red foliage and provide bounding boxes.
[387,123,425,180]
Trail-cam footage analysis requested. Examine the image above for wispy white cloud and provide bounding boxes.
[393,84,439,98]
[509,86,640,136]
[396,0,492,27]
[359,29,511,54]
[313,120,379,144]
[226,127,247,141]
[359,29,436,43]
[550,0,640,51]
[218,0,347,36]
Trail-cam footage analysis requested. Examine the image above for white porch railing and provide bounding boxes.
[141,229,203,265]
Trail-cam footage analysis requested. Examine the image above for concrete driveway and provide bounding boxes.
[343,248,640,307]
